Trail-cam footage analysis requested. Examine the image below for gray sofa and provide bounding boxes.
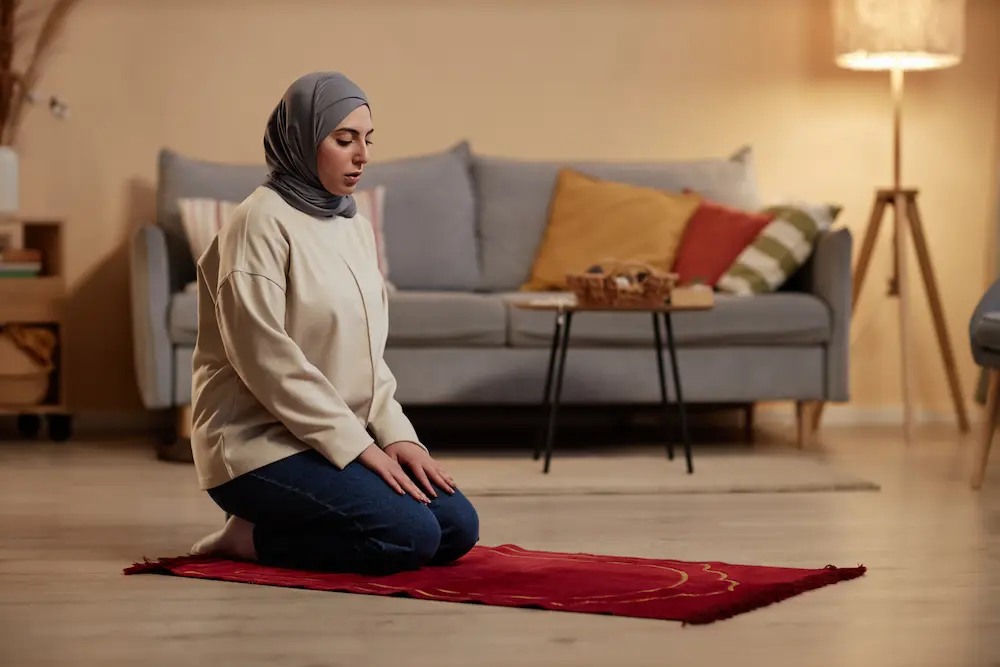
[130,141,852,452]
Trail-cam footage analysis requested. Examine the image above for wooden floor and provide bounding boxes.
[1,422,999,666]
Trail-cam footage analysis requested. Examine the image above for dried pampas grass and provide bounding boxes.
[0,0,82,146]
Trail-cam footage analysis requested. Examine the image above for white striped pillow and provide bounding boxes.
[177,186,392,288]
[177,197,237,263]
[350,186,393,290]
[715,202,841,296]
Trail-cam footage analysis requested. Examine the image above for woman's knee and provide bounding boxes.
[432,492,480,564]
[369,509,442,573]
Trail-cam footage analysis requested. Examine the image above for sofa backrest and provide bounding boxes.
[357,141,480,291]
[156,149,269,291]
[470,146,763,292]
[155,143,763,295]
[155,142,482,293]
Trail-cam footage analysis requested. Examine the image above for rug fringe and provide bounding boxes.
[680,564,867,626]
[123,554,209,575]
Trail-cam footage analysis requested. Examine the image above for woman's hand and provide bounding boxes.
[357,443,430,504]
[383,441,456,499]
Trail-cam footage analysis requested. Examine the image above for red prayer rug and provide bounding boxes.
[124,543,866,625]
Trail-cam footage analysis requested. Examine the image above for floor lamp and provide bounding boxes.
[813,0,971,441]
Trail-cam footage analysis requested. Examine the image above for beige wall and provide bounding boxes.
[13,0,1000,421]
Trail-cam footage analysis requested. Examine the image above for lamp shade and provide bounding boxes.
[833,0,966,71]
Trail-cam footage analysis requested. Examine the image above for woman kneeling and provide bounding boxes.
[186,71,479,575]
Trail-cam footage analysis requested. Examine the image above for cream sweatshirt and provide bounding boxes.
[189,186,422,490]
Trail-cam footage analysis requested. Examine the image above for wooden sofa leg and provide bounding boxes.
[795,401,817,448]
[972,370,1000,490]
[743,403,755,443]
[177,404,192,440]
[810,401,825,433]
[155,405,193,463]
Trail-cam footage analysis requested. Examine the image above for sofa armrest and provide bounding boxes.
[800,227,853,401]
[130,224,175,409]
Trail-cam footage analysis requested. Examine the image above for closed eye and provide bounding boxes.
[334,126,374,147]
[336,138,374,147]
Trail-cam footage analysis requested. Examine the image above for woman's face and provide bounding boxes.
[317,104,373,196]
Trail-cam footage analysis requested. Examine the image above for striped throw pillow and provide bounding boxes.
[177,197,238,263]
[351,186,394,291]
[715,202,841,296]
[177,186,393,289]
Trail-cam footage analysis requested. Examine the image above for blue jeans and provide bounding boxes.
[207,448,480,575]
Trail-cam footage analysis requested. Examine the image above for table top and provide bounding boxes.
[513,290,716,313]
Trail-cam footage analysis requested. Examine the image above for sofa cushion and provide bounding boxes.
[168,286,198,345]
[360,141,480,291]
[671,197,776,287]
[472,146,762,292]
[522,169,701,291]
[388,291,507,346]
[502,291,831,347]
[717,202,842,296]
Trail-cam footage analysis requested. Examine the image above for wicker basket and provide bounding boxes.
[565,259,679,308]
[0,372,49,405]
[0,327,52,405]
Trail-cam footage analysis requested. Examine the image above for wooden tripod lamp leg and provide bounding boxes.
[852,193,890,308]
[905,195,971,433]
[895,192,917,443]
[888,68,918,443]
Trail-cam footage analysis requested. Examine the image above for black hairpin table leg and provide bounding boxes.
[663,312,694,474]
[534,310,565,461]
[539,310,573,474]
[652,313,676,461]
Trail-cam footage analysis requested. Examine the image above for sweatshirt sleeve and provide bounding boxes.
[213,211,375,469]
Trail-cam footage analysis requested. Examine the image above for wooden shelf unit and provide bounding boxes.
[0,218,71,440]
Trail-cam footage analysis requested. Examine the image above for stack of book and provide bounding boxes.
[0,248,42,278]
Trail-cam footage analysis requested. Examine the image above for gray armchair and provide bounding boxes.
[969,278,1000,489]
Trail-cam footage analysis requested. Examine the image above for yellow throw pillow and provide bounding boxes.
[521,168,701,291]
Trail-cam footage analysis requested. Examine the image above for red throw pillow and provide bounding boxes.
[671,196,775,287]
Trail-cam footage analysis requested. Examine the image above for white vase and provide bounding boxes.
[0,146,19,214]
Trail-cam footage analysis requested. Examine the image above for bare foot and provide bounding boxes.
[189,515,257,561]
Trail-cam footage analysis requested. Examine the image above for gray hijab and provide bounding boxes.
[262,71,368,218]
